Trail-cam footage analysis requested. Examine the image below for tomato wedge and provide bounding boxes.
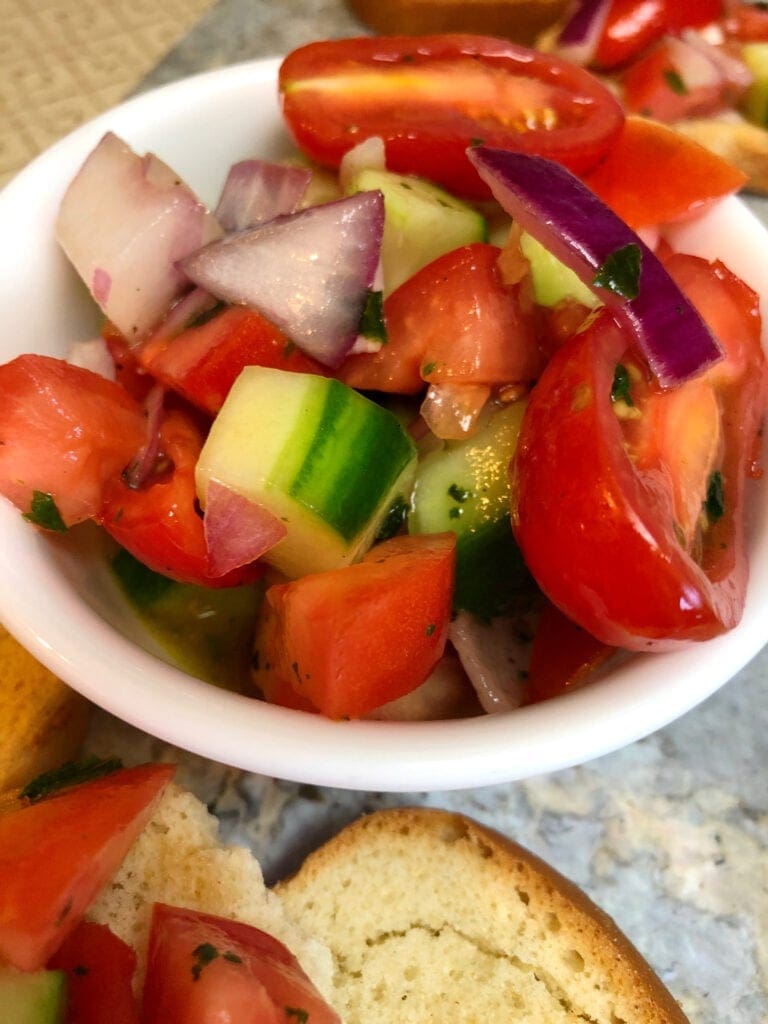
[142,904,340,1024]
[0,763,174,971]
[511,255,768,650]
[582,116,746,228]
[99,406,263,588]
[253,533,456,718]
[526,602,614,703]
[49,921,139,1024]
[0,355,145,528]
[593,0,723,70]
[339,243,542,393]
[280,34,624,199]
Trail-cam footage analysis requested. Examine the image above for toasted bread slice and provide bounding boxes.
[277,807,689,1024]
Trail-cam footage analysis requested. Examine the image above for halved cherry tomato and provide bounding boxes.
[253,533,456,718]
[98,406,262,588]
[582,116,747,228]
[526,602,614,703]
[511,254,768,650]
[279,35,624,199]
[594,0,723,70]
[140,306,327,416]
[142,904,340,1024]
[0,763,174,971]
[0,355,145,527]
[339,243,542,393]
[49,921,139,1024]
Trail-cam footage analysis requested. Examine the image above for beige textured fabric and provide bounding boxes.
[0,0,215,186]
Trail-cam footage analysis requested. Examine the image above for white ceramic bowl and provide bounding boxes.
[1,58,767,792]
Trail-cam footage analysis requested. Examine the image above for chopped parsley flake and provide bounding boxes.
[191,943,219,981]
[469,137,485,147]
[422,361,437,376]
[611,364,634,406]
[426,623,436,636]
[663,69,687,95]
[185,301,225,331]
[22,490,67,532]
[359,290,387,344]
[285,1009,309,1024]
[448,507,463,519]
[283,340,297,358]
[20,756,123,803]
[705,470,725,522]
[447,483,470,503]
[592,244,642,300]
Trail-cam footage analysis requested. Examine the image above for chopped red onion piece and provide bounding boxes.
[339,136,386,192]
[215,160,312,232]
[181,191,385,367]
[449,611,532,713]
[420,382,490,440]
[145,287,220,349]
[680,29,753,96]
[123,385,165,490]
[467,146,723,388]
[57,132,222,345]
[203,478,287,577]
[554,0,612,65]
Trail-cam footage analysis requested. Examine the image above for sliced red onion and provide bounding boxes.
[666,34,723,91]
[339,136,386,193]
[203,478,287,577]
[123,384,165,490]
[467,146,723,388]
[145,287,220,348]
[680,28,753,96]
[215,160,311,232]
[66,337,116,380]
[449,611,533,713]
[180,191,385,367]
[554,0,613,65]
[57,132,222,345]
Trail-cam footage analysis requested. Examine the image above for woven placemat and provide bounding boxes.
[0,0,216,186]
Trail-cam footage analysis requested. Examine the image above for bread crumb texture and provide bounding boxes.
[88,782,335,999]
[277,808,689,1024]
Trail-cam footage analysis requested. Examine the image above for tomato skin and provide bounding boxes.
[723,1,768,41]
[526,602,614,703]
[0,764,174,972]
[594,0,723,70]
[582,116,746,228]
[142,904,340,1024]
[48,921,139,1024]
[140,306,326,416]
[280,35,624,199]
[339,243,542,393]
[99,407,262,588]
[511,255,767,649]
[0,355,145,527]
[253,533,456,718]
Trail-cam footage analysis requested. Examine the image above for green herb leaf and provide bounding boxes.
[285,1009,309,1024]
[191,943,219,981]
[592,244,642,300]
[663,69,687,95]
[426,623,436,636]
[447,483,470,503]
[358,290,387,344]
[185,300,225,331]
[20,756,124,803]
[22,491,67,532]
[422,361,437,377]
[704,470,725,522]
[611,364,634,406]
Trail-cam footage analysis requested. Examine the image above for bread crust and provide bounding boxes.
[277,807,690,1024]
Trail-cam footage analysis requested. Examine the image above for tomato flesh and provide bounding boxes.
[252,533,456,718]
[339,243,542,393]
[0,355,145,527]
[280,35,624,199]
[0,764,174,971]
[511,254,768,649]
[49,921,139,1024]
[142,904,340,1024]
[527,602,614,703]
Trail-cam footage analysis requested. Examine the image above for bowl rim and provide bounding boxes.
[1,56,767,792]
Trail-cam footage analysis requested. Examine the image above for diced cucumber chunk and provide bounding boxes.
[409,402,532,619]
[520,231,598,310]
[197,368,417,577]
[742,43,768,126]
[0,967,66,1024]
[345,167,486,293]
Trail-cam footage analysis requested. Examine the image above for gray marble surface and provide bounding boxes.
[88,2,768,1022]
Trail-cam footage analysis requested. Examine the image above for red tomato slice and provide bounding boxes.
[582,116,747,228]
[279,35,624,199]
[49,921,139,1024]
[252,533,456,718]
[140,306,326,416]
[526,602,614,703]
[98,406,262,588]
[0,763,174,971]
[511,255,768,650]
[594,0,723,70]
[142,904,340,1024]
[339,243,543,393]
[0,355,145,527]
[621,37,730,121]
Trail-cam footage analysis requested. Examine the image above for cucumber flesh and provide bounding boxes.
[345,167,486,293]
[409,402,533,618]
[520,230,598,310]
[197,368,417,577]
[0,968,66,1024]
